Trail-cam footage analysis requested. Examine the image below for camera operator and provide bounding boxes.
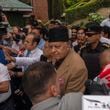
[0,6,9,40]
[0,6,8,23]
[29,14,38,27]
[11,26,24,51]
[0,6,9,26]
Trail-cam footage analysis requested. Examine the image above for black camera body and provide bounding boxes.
[0,10,8,35]
[13,34,21,42]
[0,23,7,35]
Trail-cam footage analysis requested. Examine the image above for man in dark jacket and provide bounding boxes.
[81,23,110,80]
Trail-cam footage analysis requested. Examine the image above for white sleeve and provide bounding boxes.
[100,20,106,27]
[15,57,40,66]
[0,64,10,82]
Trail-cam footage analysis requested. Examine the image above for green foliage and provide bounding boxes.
[64,0,104,23]
[88,13,104,24]
[66,0,74,5]
[63,0,77,7]
[48,0,110,23]
[102,0,110,7]
[48,0,64,19]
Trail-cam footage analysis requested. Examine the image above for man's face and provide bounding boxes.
[12,27,19,35]
[49,42,70,62]
[24,34,36,51]
[77,29,86,46]
[86,32,100,44]
[71,29,77,40]
[32,29,40,36]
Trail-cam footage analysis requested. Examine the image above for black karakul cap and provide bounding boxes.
[86,23,102,34]
[48,26,69,42]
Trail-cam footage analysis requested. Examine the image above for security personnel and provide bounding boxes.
[80,23,110,80]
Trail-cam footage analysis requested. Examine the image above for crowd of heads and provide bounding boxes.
[0,12,110,110]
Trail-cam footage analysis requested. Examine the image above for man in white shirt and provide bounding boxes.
[0,63,15,110]
[100,36,110,45]
[5,33,43,109]
[6,33,43,74]
[100,26,110,45]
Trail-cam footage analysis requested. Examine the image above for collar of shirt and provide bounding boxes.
[54,58,65,70]
[31,97,60,110]
[38,38,45,49]
[29,47,40,55]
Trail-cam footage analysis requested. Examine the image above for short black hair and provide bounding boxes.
[77,27,87,32]
[22,62,56,99]
[32,26,42,34]
[86,23,102,33]
[32,26,47,38]
[71,25,79,30]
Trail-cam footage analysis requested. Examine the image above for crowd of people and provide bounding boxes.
[0,9,110,110]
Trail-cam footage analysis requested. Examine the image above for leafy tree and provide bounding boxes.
[63,0,77,7]
[88,13,104,24]
[48,0,64,19]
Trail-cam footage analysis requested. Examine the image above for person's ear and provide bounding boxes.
[66,42,70,49]
[49,85,58,97]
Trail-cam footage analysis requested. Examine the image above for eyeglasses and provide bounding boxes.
[77,32,85,35]
[86,32,99,37]
[72,32,77,34]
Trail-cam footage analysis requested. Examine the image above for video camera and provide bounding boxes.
[0,6,8,35]
[0,23,8,35]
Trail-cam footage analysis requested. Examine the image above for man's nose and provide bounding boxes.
[86,36,89,41]
[51,46,56,53]
[24,41,27,45]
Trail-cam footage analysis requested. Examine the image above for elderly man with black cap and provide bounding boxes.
[80,23,110,80]
[47,26,88,94]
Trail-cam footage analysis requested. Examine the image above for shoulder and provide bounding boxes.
[101,43,110,48]
[36,47,43,54]
[59,92,82,110]
[99,42,110,52]
[79,44,88,54]
[100,37,110,45]
[101,18,109,23]
[64,50,87,72]
[66,49,86,65]
[63,92,82,99]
